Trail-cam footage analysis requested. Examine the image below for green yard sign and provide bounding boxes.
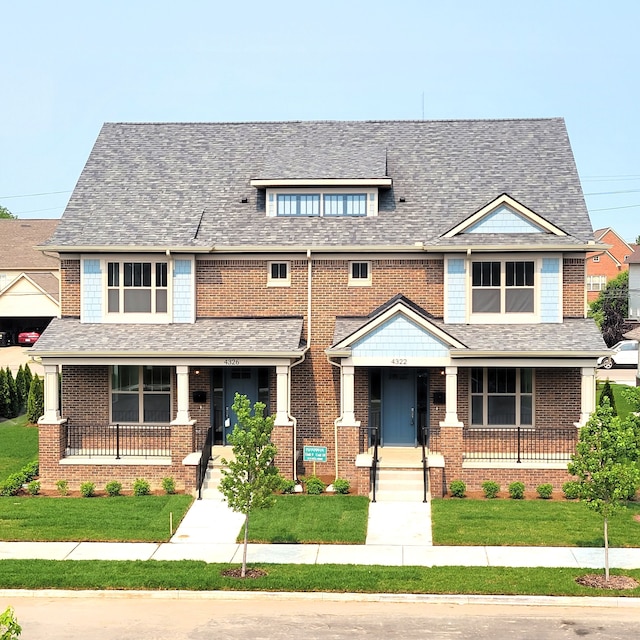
[303,446,327,462]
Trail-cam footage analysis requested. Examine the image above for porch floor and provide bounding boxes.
[371,447,423,469]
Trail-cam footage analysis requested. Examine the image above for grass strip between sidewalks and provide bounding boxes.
[0,495,194,542]
[0,560,639,597]
[244,495,369,544]
[431,499,640,547]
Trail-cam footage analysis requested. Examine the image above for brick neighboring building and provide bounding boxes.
[586,227,634,303]
[33,119,608,498]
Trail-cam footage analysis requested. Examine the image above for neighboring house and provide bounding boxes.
[33,119,608,498]
[626,245,640,322]
[586,227,634,303]
[0,219,60,343]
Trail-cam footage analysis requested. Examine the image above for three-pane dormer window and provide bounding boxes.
[267,188,377,217]
[108,261,168,313]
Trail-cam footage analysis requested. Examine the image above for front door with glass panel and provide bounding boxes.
[382,368,417,446]
[223,368,258,444]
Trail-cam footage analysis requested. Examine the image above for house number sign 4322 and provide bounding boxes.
[390,358,408,365]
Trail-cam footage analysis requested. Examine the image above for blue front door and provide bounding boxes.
[382,368,416,446]
[224,368,258,444]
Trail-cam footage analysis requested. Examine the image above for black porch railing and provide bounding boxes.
[66,423,171,459]
[197,426,213,500]
[463,427,577,462]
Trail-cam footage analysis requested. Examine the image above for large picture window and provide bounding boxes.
[472,260,534,314]
[471,368,533,427]
[107,261,168,314]
[111,365,171,423]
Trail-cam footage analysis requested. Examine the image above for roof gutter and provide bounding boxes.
[451,350,609,358]
[37,245,214,254]
[30,349,307,359]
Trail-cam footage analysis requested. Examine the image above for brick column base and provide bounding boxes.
[438,426,463,494]
[272,424,294,479]
[429,467,445,498]
[38,420,68,490]
[337,425,361,492]
[171,422,196,493]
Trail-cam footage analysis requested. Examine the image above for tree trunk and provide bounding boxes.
[241,514,249,578]
[604,516,609,581]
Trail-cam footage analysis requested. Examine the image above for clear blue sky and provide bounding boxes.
[1,1,638,242]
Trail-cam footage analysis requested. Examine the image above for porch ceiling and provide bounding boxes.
[30,316,305,358]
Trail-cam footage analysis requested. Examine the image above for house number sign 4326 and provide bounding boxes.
[224,359,240,366]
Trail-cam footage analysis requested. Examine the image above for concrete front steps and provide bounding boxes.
[197,446,234,500]
[372,467,427,502]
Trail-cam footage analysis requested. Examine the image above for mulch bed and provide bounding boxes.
[575,574,639,590]
[221,568,268,579]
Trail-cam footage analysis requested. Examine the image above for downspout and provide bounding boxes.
[328,356,342,480]
[286,249,312,481]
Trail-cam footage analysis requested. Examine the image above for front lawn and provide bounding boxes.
[0,495,193,542]
[0,414,38,479]
[432,499,640,547]
[244,495,369,544]
[0,560,638,597]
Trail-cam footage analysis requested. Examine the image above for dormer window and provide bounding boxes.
[266,188,378,217]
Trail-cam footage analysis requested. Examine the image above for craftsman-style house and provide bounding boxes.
[33,119,608,498]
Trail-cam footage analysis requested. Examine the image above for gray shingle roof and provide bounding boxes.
[31,317,305,357]
[45,119,593,250]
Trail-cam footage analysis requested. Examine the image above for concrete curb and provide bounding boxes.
[0,589,638,607]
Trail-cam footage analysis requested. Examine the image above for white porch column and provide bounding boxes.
[338,364,360,427]
[172,365,192,424]
[576,366,596,427]
[39,364,62,423]
[274,365,293,426]
[440,366,464,427]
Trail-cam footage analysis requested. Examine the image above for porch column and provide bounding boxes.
[338,364,360,427]
[576,366,596,427]
[39,364,62,424]
[274,365,293,426]
[172,365,191,424]
[440,366,464,427]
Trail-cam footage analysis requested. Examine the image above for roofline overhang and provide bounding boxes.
[426,243,609,253]
[450,350,609,358]
[37,245,213,254]
[250,178,392,188]
[31,349,306,359]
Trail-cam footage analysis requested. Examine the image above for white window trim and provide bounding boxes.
[593,255,600,262]
[348,260,372,286]
[109,365,173,425]
[266,187,378,218]
[447,253,561,325]
[469,367,534,428]
[102,255,172,324]
[267,261,291,287]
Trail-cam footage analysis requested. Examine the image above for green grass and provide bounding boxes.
[596,381,638,419]
[0,560,638,597]
[245,495,369,544]
[0,414,38,480]
[0,495,193,542]
[432,499,640,547]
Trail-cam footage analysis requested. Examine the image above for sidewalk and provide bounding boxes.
[1,497,639,569]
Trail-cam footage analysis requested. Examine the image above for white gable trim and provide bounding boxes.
[443,194,567,238]
[0,272,59,306]
[330,301,467,353]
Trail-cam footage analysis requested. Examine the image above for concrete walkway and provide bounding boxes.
[1,497,639,569]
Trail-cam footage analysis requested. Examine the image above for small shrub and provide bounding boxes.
[27,480,41,496]
[80,482,95,498]
[0,606,22,640]
[536,483,553,499]
[105,481,122,497]
[305,476,326,495]
[133,478,150,496]
[332,478,350,494]
[449,479,466,498]
[508,481,525,499]
[161,477,176,495]
[22,461,39,482]
[56,479,69,496]
[481,480,500,499]
[278,476,296,494]
[0,474,23,497]
[562,480,581,500]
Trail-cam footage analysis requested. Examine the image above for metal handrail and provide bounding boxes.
[421,425,429,503]
[371,425,379,503]
[197,426,213,500]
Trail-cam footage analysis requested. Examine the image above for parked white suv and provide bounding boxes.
[597,340,639,369]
